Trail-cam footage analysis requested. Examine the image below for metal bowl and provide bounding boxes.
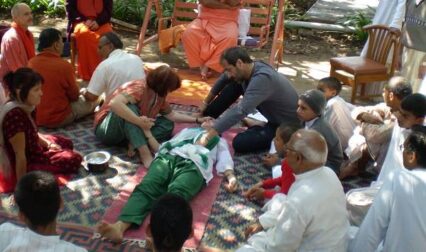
[83,151,111,173]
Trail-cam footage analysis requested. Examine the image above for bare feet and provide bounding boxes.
[339,161,359,180]
[200,65,211,81]
[127,143,136,158]
[138,145,153,168]
[97,221,129,243]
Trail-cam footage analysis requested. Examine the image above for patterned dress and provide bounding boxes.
[0,107,82,193]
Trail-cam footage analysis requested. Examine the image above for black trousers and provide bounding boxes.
[203,83,277,153]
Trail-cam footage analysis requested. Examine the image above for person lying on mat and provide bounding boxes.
[93,65,211,167]
[97,127,238,243]
[0,171,87,251]
[145,194,194,252]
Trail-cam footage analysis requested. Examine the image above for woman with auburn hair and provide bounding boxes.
[94,66,212,167]
[0,68,82,193]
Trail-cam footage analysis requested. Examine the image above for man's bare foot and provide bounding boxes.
[97,221,128,243]
[339,161,359,180]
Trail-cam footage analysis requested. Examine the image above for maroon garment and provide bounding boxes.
[0,107,81,193]
[262,159,296,199]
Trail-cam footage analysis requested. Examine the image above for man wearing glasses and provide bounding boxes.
[350,125,426,252]
[237,129,349,252]
[81,32,145,103]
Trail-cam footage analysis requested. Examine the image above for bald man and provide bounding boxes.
[237,129,349,252]
[0,3,35,103]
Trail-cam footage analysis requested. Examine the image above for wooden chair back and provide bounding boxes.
[243,0,274,41]
[170,0,198,26]
[364,24,401,75]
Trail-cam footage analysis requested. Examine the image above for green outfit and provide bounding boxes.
[94,104,174,149]
[119,129,220,226]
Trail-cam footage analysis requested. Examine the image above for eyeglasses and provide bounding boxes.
[286,146,304,159]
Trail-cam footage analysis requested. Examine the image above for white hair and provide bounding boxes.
[293,129,327,164]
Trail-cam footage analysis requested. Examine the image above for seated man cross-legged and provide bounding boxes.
[98,127,238,243]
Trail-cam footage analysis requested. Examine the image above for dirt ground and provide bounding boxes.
[3,16,364,100]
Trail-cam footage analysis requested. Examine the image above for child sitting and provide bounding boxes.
[0,171,86,251]
[297,89,343,173]
[244,123,300,201]
[317,77,356,151]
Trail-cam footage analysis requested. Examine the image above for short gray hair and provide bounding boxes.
[293,129,327,164]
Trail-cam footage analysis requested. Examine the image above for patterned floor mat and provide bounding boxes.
[0,104,376,251]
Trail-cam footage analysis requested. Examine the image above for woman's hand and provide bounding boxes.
[137,116,155,130]
[197,116,213,124]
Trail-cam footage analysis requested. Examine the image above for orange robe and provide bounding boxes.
[73,22,112,81]
[66,0,113,81]
[181,5,239,73]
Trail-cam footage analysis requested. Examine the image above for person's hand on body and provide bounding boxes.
[137,116,155,130]
[89,20,99,31]
[201,119,215,129]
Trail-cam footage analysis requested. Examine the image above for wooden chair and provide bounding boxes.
[238,0,274,49]
[157,0,198,33]
[330,24,401,103]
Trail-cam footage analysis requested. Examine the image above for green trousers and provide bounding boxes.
[119,154,205,225]
[95,104,174,149]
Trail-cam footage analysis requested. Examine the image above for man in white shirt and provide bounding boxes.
[82,32,145,102]
[97,127,237,243]
[350,125,426,252]
[340,77,412,179]
[346,93,426,226]
[0,171,86,252]
[237,129,349,252]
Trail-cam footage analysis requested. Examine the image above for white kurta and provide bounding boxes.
[419,75,426,94]
[350,168,426,252]
[376,123,409,183]
[360,0,406,96]
[87,49,145,97]
[237,167,349,252]
[0,222,87,252]
[324,96,356,151]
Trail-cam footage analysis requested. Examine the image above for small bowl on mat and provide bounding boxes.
[83,151,111,173]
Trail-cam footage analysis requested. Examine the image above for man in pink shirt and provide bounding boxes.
[0,3,35,103]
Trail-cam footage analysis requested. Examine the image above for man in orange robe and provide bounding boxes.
[181,0,240,79]
[66,0,113,81]
[0,3,35,103]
